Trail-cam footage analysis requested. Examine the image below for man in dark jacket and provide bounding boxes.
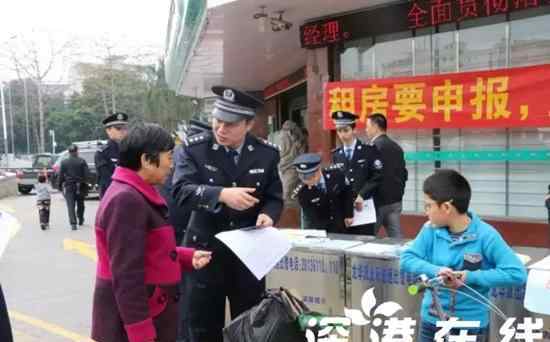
[0,284,13,342]
[59,144,89,230]
[292,153,355,233]
[331,110,383,235]
[95,112,128,199]
[172,86,283,342]
[365,113,408,238]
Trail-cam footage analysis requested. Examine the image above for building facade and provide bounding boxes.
[165,0,550,246]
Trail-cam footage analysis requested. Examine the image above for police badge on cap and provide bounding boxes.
[102,112,129,127]
[331,111,358,128]
[211,86,264,123]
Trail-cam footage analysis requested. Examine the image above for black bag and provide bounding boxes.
[223,288,309,342]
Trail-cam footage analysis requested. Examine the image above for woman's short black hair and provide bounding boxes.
[423,169,471,214]
[119,124,175,171]
[368,113,387,131]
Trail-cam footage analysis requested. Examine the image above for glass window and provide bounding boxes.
[510,13,550,67]
[414,32,433,76]
[340,38,375,80]
[375,32,413,78]
[459,18,507,71]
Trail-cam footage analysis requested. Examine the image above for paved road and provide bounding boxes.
[1,191,99,342]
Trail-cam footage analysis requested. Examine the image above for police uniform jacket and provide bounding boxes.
[371,134,408,207]
[172,132,283,246]
[95,139,120,196]
[332,139,383,200]
[293,166,354,234]
[92,167,195,342]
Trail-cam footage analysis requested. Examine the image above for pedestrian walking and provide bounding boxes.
[35,174,51,230]
[58,144,89,230]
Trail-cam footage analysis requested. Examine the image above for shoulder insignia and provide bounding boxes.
[325,164,341,171]
[258,138,280,151]
[331,147,341,153]
[186,132,211,146]
[291,183,304,199]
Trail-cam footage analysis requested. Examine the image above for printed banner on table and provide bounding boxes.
[324,64,550,130]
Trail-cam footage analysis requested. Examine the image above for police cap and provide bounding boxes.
[102,112,129,128]
[211,86,264,123]
[331,111,358,128]
[293,153,322,175]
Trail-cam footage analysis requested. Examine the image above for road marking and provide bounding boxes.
[63,239,97,262]
[9,310,94,342]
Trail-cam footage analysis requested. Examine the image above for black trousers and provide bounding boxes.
[64,186,85,225]
[0,285,13,342]
[180,237,265,342]
[37,199,51,225]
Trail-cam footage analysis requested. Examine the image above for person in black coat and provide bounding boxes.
[172,86,283,342]
[0,285,13,342]
[365,113,408,238]
[59,144,90,230]
[292,153,355,234]
[331,111,383,235]
[95,112,128,199]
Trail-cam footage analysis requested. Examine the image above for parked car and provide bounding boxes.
[51,141,105,197]
[12,154,56,194]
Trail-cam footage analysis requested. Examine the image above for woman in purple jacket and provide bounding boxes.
[92,124,211,342]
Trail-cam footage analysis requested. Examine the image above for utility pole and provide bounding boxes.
[1,83,9,167]
[49,129,56,154]
[7,83,15,156]
[23,78,30,154]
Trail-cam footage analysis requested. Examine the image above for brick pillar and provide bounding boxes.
[306,47,334,164]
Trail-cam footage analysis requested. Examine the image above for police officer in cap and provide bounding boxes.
[95,112,128,198]
[292,153,355,234]
[172,86,283,342]
[331,110,383,235]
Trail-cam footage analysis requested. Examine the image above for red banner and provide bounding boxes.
[323,64,550,130]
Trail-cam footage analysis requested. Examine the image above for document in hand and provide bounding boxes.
[350,198,377,226]
[215,227,292,280]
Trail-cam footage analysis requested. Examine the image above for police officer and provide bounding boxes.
[331,110,383,235]
[95,112,128,198]
[292,153,354,234]
[172,86,283,342]
[58,144,89,230]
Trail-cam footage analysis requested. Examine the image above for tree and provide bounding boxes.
[3,32,75,152]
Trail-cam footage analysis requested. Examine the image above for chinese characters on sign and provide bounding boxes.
[408,0,550,29]
[323,64,550,130]
[300,20,351,49]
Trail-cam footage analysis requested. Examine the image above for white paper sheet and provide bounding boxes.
[528,255,550,270]
[350,198,377,226]
[524,269,550,315]
[215,227,291,280]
